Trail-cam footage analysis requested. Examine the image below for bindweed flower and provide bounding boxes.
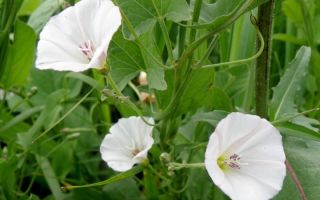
[100,116,154,172]
[205,112,286,200]
[36,0,121,72]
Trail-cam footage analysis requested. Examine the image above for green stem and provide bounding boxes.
[62,165,144,191]
[198,19,264,69]
[177,0,255,70]
[106,74,155,126]
[195,35,218,67]
[155,0,203,121]
[151,0,174,63]
[255,0,274,118]
[168,162,205,171]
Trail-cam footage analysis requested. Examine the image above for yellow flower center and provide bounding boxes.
[218,153,246,171]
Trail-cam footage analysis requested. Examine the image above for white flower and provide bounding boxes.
[100,116,154,172]
[36,0,121,72]
[205,112,286,200]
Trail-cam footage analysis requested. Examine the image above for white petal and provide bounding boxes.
[100,134,134,172]
[225,171,281,200]
[100,116,154,172]
[205,112,286,200]
[205,133,225,185]
[238,160,286,192]
[214,112,262,153]
[36,0,121,72]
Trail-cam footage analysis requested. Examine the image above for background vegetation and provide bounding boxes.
[0,0,319,199]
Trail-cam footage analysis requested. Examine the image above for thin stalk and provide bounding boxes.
[194,35,218,67]
[198,20,264,69]
[255,0,274,118]
[285,160,308,200]
[106,74,155,126]
[256,2,307,199]
[168,162,205,171]
[155,0,203,121]
[151,0,174,63]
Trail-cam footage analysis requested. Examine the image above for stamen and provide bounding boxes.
[79,40,94,60]
[218,153,247,170]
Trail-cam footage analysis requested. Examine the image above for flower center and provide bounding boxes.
[79,40,94,60]
[218,153,247,170]
[132,149,140,156]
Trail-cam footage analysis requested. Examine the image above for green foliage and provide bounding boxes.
[270,46,311,120]
[0,0,319,199]
[114,0,191,38]
[0,20,36,88]
[275,137,320,200]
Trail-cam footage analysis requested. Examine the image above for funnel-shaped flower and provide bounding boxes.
[205,112,286,200]
[100,116,154,172]
[36,0,121,72]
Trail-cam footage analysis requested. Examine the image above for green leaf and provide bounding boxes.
[0,156,17,200]
[275,137,320,200]
[35,155,65,200]
[189,0,252,29]
[282,0,305,26]
[114,0,191,38]
[0,20,36,88]
[0,105,30,142]
[108,31,144,90]
[270,46,311,120]
[190,110,229,127]
[277,122,320,142]
[178,68,233,114]
[17,0,41,16]
[0,106,43,133]
[147,66,167,91]
[103,178,141,200]
[28,0,60,33]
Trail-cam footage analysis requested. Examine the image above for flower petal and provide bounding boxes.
[36,0,121,71]
[214,112,262,153]
[100,116,154,172]
[205,112,286,200]
[225,170,281,200]
[100,134,135,172]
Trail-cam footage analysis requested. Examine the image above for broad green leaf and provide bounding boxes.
[270,46,311,120]
[190,110,229,127]
[275,137,320,200]
[103,178,141,200]
[114,0,191,38]
[146,66,167,91]
[29,69,82,105]
[0,20,36,88]
[108,31,144,90]
[28,0,60,33]
[65,72,103,90]
[277,122,320,142]
[190,0,251,29]
[178,68,233,114]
